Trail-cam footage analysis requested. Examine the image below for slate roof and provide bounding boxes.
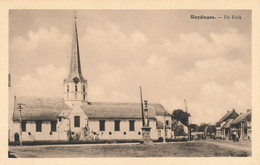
[13,96,72,121]
[80,105,156,119]
[89,102,171,116]
[12,97,168,121]
[231,111,251,125]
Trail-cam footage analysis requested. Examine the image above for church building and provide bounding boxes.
[10,15,172,143]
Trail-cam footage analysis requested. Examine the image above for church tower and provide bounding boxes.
[64,13,88,107]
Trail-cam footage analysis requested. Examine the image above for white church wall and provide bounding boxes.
[10,118,163,141]
[57,118,69,140]
[10,121,59,142]
[87,119,158,140]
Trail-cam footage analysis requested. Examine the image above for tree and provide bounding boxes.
[172,119,186,137]
[174,125,186,137]
[171,109,190,126]
[189,124,198,132]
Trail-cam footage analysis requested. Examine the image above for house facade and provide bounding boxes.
[230,109,252,141]
[215,109,239,139]
[10,15,172,143]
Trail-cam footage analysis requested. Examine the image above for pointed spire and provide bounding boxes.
[65,11,86,83]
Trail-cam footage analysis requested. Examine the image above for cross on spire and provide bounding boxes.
[74,10,78,20]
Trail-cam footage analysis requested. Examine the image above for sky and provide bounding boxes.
[9,10,251,125]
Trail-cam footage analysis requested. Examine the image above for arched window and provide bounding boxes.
[83,94,85,100]
[75,85,78,92]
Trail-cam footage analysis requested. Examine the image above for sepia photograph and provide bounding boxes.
[7,9,252,158]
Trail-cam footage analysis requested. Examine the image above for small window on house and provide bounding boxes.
[74,116,80,127]
[36,121,42,132]
[21,121,26,132]
[99,120,105,131]
[83,94,86,100]
[158,130,161,137]
[83,85,85,92]
[124,132,126,135]
[115,120,120,131]
[147,120,150,126]
[67,85,69,92]
[138,132,141,135]
[51,121,57,132]
[58,117,62,122]
[109,132,112,135]
[28,132,31,135]
[75,85,78,92]
[129,120,135,131]
[166,120,169,126]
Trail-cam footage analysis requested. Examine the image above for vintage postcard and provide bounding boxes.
[1,1,260,165]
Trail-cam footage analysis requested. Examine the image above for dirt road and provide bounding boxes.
[204,140,251,152]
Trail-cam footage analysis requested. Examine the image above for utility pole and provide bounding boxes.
[140,86,145,126]
[163,113,166,143]
[184,99,190,141]
[17,103,25,146]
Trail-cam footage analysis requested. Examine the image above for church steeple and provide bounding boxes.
[64,11,88,107]
[65,13,86,83]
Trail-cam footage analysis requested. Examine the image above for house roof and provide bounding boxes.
[217,110,238,123]
[151,104,171,116]
[223,119,234,128]
[12,97,168,121]
[13,96,72,121]
[80,105,156,119]
[230,111,251,125]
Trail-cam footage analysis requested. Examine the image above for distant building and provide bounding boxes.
[215,109,239,139]
[10,15,172,143]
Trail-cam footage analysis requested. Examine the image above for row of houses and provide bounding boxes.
[187,109,251,141]
[215,109,252,141]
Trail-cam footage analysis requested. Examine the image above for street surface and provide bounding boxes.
[9,140,251,158]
